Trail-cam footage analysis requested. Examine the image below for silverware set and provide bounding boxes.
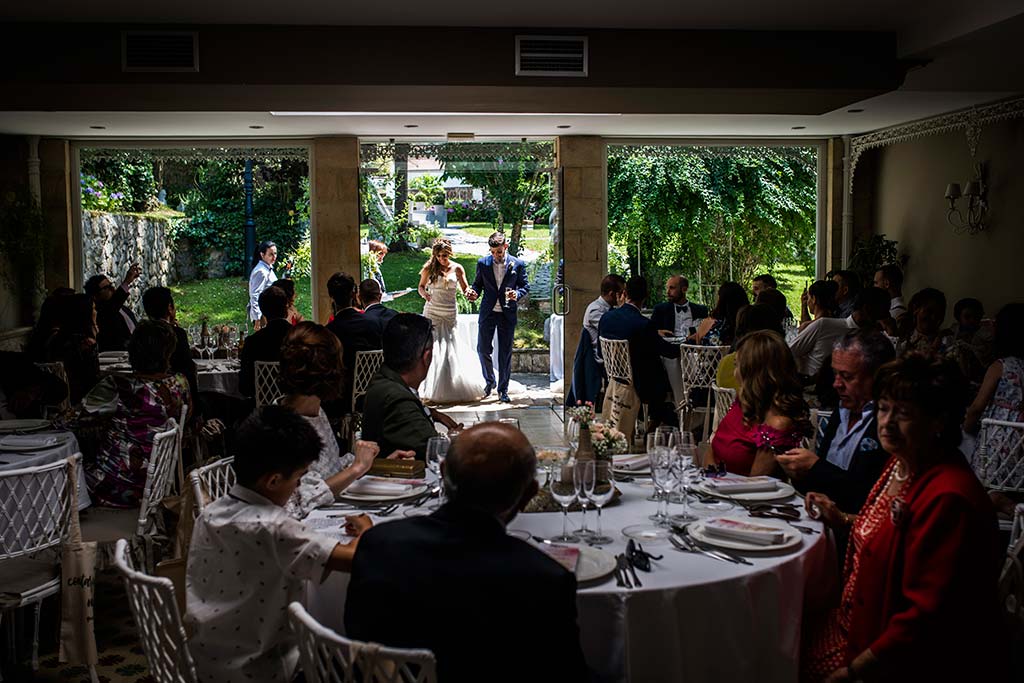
[614,553,642,589]
[669,526,753,565]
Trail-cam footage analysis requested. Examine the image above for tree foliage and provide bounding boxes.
[607,145,817,304]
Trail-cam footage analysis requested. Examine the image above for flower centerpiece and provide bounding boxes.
[588,421,628,461]
[567,401,596,461]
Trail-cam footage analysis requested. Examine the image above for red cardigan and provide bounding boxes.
[845,453,1005,679]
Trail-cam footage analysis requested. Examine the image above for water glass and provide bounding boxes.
[426,436,450,508]
[549,461,578,542]
[669,444,698,524]
[572,461,593,540]
[648,447,679,526]
[584,461,615,545]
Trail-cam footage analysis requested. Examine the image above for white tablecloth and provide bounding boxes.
[0,431,90,510]
[196,359,241,397]
[304,480,832,682]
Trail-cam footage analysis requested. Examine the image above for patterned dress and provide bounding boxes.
[85,373,189,508]
[972,356,1024,479]
[284,407,354,519]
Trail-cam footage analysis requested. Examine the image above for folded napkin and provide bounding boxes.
[539,544,581,573]
[344,478,414,496]
[0,435,59,449]
[704,476,779,494]
[703,517,786,546]
[613,454,650,471]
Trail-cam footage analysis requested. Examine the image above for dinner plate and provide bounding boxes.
[337,484,429,504]
[0,419,52,435]
[0,433,70,452]
[687,518,802,552]
[612,466,651,476]
[98,351,129,361]
[576,545,617,584]
[694,480,796,502]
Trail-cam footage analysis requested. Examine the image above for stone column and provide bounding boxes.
[38,138,74,295]
[557,136,607,400]
[310,137,361,322]
[824,137,845,275]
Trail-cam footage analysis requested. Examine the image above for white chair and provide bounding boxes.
[599,337,647,434]
[189,456,236,514]
[255,361,283,408]
[808,409,833,449]
[112,539,198,683]
[34,360,72,414]
[976,418,1024,496]
[678,344,730,438]
[352,350,385,413]
[288,602,437,683]
[0,455,78,673]
[710,386,736,440]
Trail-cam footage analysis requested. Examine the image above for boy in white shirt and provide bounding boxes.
[186,405,370,683]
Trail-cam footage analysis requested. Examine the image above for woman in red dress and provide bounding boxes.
[802,354,1004,681]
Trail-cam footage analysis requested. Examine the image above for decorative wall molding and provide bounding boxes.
[81,146,310,162]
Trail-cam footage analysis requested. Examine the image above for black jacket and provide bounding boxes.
[238,318,292,398]
[649,300,709,336]
[344,503,588,683]
[96,286,138,352]
[326,308,383,407]
[597,303,679,406]
[361,303,398,333]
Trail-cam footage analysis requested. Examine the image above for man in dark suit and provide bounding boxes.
[345,422,588,683]
[238,286,291,398]
[360,314,461,459]
[326,272,383,408]
[598,276,680,427]
[650,275,709,339]
[466,232,529,403]
[85,264,141,351]
[141,286,198,400]
[777,328,896,513]
[358,278,397,332]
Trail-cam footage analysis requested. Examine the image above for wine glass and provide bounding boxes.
[645,432,667,501]
[669,444,698,524]
[425,436,450,509]
[648,447,679,526]
[503,287,515,309]
[548,460,578,542]
[584,461,615,545]
[567,419,580,452]
[572,461,593,541]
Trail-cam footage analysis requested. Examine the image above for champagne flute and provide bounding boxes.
[567,419,580,452]
[572,461,593,540]
[549,460,578,542]
[648,447,679,526]
[669,444,698,524]
[585,461,615,545]
[503,287,515,309]
[425,436,450,509]
[646,431,667,502]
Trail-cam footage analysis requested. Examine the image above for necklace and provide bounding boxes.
[892,459,910,482]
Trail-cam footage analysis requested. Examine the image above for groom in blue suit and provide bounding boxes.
[467,232,530,402]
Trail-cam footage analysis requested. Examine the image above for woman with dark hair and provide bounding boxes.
[275,278,304,325]
[896,287,954,357]
[45,293,100,404]
[278,322,413,518]
[248,240,278,330]
[710,330,810,475]
[27,287,75,361]
[802,355,1002,682]
[799,279,839,331]
[695,281,750,347]
[715,303,784,390]
[84,319,190,507]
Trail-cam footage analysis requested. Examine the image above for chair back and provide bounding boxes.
[189,457,236,514]
[137,420,181,537]
[0,454,78,561]
[352,349,385,413]
[976,418,1024,493]
[599,338,633,385]
[808,409,833,448]
[255,360,283,408]
[288,602,437,683]
[710,386,737,439]
[678,344,729,398]
[113,538,198,683]
[34,360,72,413]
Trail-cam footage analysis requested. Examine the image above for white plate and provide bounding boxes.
[98,351,128,360]
[612,466,651,476]
[695,480,796,502]
[337,484,429,504]
[0,433,70,452]
[576,545,617,583]
[621,524,672,543]
[0,419,52,434]
[687,518,802,552]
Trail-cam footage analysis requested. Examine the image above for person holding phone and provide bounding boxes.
[84,262,142,352]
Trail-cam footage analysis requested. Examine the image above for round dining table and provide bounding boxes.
[304,477,834,683]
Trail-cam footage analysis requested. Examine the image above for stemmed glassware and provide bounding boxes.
[648,447,680,527]
[567,420,580,452]
[425,436,450,509]
[572,461,593,541]
[549,460,578,542]
[503,287,515,309]
[583,461,615,545]
[669,442,699,524]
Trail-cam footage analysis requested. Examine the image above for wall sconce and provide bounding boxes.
[945,163,988,234]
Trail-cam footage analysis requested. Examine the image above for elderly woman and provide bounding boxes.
[84,320,190,508]
[710,330,810,475]
[248,240,278,330]
[278,322,413,519]
[802,355,1002,682]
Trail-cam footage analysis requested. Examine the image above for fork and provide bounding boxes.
[375,504,401,517]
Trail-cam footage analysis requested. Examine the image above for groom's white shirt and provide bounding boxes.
[491,256,507,313]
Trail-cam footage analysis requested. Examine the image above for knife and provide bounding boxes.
[616,555,633,588]
[670,533,731,563]
[679,527,753,565]
[612,559,627,588]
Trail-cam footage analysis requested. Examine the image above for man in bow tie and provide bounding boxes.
[651,275,709,340]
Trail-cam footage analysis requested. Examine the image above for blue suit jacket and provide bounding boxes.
[597,303,679,404]
[471,254,529,321]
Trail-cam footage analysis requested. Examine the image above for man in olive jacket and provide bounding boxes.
[360,314,462,460]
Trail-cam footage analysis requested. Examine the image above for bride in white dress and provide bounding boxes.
[417,240,486,403]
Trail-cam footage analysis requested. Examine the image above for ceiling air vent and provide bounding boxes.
[122,31,199,73]
[515,35,587,77]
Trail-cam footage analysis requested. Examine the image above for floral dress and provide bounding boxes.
[284,408,354,519]
[972,356,1024,480]
[85,373,189,508]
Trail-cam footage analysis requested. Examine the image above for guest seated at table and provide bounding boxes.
[84,263,141,352]
[26,287,75,361]
[275,277,304,325]
[651,275,708,339]
[694,281,749,347]
[832,269,861,319]
[873,263,907,321]
[948,296,994,385]
[278,321,414,518]
[358,278,397,331]
[711,330,810,476]
[755,287,793,327]
[715,303,784,390]
[597,276,680,428]
[142,286,198,400]
[239,285,291,399]
[0,351,68,419]
[752,273,794,320]
[360,313,462,460]
[83,320,190,508]
[186,405,371,683]
[789,287,892,379]
[326,271,382,408]
[45,293,100,405]
[896,287,954,358]
[345,422,588,683]
[798,279,838,331]
[801,355,1003,682]
[567,274,625,406]
[777,329,895,514]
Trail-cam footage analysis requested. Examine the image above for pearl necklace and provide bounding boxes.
[892,459,910,482]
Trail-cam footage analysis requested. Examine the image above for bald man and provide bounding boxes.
[344,424,588,683]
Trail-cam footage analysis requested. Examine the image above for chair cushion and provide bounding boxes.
[0,553,60,606]
[80,507,140,543]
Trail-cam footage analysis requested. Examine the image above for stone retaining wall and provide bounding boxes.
[511,348,550,374]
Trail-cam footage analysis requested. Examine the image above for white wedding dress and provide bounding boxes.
[419,268,486,403]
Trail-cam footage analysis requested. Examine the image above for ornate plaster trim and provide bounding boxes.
[81,146,310,162]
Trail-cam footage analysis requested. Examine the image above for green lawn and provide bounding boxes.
[772,262,815,317]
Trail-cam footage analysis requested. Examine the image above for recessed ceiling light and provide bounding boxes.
[89,125,106,130]
[791,126,806,130]
[404,124,419,128]
[249,125,264,129]
[847,108,864,113]
[556,125,571,129]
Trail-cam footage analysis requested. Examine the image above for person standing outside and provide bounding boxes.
[248,241,278,330]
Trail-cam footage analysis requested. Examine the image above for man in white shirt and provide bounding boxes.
[789,287,892,377]
[186,406,370,683]
[584,274,626,361]
[873,264,907,321]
